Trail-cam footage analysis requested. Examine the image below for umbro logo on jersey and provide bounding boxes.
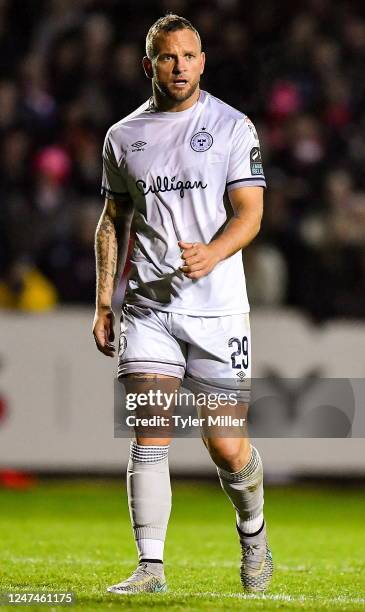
[190,131,213,152]
[131,141,147,151]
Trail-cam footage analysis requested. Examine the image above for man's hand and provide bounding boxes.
[179,240,221,279]
[92,307,116,357]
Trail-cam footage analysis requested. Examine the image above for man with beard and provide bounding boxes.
[93,13,272,595]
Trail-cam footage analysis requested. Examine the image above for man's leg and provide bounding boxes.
[181,310,273,592]
[108,373,180,595]
[203,423,273,593]
[206,434,264,535]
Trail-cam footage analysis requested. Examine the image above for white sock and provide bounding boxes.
[127,441,171,563]
[217,445,264,535]
[137,538,164,562]
[238,511,264,534]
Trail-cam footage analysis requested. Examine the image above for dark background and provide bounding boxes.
[1,0,365,321]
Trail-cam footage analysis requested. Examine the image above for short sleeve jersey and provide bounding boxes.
[101,90,266,315]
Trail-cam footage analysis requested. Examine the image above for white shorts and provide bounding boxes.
[117,305,251,398]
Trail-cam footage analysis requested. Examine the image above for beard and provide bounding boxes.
[154,78,200,104]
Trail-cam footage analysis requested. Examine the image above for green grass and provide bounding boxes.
[0,480,365,611]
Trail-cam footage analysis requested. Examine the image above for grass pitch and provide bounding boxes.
[0,479,364,611]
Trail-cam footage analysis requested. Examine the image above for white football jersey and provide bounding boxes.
[101,90,266,315]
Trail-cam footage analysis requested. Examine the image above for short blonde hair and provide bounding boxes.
[146,13,202,59]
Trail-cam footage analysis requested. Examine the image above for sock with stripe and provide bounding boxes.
[127,441,171,563]
[217,445,264,534]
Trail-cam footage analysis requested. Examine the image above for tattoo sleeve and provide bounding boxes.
[95,197,133,309]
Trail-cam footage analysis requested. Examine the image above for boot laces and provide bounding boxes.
[243,543,260,557]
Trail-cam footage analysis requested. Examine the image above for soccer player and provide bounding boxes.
[93,14,273,594]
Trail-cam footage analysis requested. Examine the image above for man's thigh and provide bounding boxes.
[118,305,185,442]
[118,304,186,379]
[122,373,181,445]
[167,313,251,443]
[183,313,251,401]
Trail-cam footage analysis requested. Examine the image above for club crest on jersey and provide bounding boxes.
[190,131,213,152]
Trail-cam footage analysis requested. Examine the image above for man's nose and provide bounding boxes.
[172,57,186,73]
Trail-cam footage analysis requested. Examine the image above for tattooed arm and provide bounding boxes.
[93,196,134,357]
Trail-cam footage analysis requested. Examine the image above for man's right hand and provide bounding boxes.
[92,307,116,357]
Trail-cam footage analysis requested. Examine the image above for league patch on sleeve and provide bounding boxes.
[250,147,264,175]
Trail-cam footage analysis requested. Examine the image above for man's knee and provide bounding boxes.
[121,373,180,442]
[205,437,251,472]
[135,437,172,446]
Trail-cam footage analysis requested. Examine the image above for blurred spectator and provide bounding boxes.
[0,0,364,321]
[0,257,58,311]
[245,244,287,306]
[38,201,99,304]
[0,81,19,130]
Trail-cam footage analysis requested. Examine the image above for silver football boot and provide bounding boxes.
[107,561,167,594]
[238,521,273,592]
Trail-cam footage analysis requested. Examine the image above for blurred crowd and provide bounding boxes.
[1,0,365,320]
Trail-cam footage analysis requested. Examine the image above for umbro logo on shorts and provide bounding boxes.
[236,371,246,380]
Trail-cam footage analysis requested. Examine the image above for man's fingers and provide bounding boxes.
[108,325,115,343]
[103,346,116,357]
[100,345,116,357]
[181,248,199,261]
[92,309,116,358]
[181,262,205,273]
[95,328,107,346]
[94,328,115,355]
[104,312,115,342]
[94,336,115,357]
[105,338,116,351]
[181,254,200,267]
[179,240,200,260]
[186,269,206,279]
[178,240,193,249]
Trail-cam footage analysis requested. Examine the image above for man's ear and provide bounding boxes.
[142,56,153,79]
[200,51,206,76]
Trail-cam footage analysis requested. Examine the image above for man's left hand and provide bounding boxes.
[178,240,221,279]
